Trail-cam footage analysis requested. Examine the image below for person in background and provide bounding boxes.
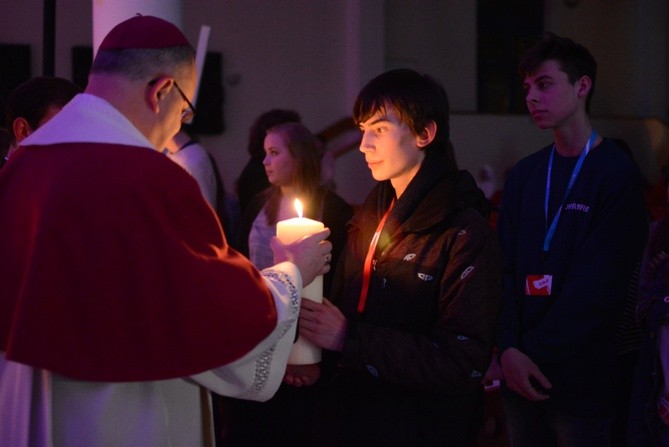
[0,15,331,447]
[2,75,80,166]
[241,122,352,286]
[165,129,239,243]
[0,128,10,168]
[496,32,648,446]
[628,164,669,447]
[476,162,503,229]
[236,108,301,215]
[224,121,353,446]
[165,130,218,208]
[297,68,502,446]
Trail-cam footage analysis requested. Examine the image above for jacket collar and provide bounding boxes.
[351,168,488,236]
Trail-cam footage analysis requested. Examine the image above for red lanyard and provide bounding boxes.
[357,199,395,313]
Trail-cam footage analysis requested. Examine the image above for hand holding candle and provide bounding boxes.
[276,199,329,364]
[274,199,331,286]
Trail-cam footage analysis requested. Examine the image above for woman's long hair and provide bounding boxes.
[264,122,323,224]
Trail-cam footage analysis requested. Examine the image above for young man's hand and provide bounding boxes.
[500,347,552,401]
[283,363,321,387]
[299,298,347,352]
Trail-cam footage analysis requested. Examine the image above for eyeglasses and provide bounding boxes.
[148,78,197,122]
[173,81,197,122]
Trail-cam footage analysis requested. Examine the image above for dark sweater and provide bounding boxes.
[497,138,648,416]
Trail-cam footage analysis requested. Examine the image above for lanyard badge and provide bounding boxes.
[542,131,597,254]
[525,274,552,296]
[531,132,597,297]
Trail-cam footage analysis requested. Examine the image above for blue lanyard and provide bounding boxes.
[543,131,597,253]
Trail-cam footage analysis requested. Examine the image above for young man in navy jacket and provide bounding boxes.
[497,32,648,446]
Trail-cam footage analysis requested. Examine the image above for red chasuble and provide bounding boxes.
[0,143,277,381]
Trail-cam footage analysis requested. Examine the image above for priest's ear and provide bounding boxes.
[12,117,33,144]
[415,120,437,148]
[146,77,174,114]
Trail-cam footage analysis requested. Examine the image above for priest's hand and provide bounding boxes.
[299,298,347,352]
[270,228,332,287]
[283,363,321,387]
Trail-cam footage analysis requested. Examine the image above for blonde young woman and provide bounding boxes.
[237,122,351,290]
[224,121,353,446]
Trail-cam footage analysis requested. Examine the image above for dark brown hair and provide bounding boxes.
[247,109,301,158]
[519,32,597,111]
[264,122,323,225]
[6,76,81,143]
[353,68,457,171]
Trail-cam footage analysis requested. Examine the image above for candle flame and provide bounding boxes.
[294,198,303,218]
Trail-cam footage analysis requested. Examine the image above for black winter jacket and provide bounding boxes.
[317,156,502,447]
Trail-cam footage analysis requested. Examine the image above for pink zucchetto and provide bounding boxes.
[98,15,191,51]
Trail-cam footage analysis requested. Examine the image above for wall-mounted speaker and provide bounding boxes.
[186,52,225,134]
[0,44,32,128]
[71,45,93,89]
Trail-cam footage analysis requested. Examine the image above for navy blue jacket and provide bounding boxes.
[497,138,648,416]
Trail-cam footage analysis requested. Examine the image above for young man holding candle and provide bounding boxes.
[495,33,648,446]
[297,68,502,446]
[0,15,331,447]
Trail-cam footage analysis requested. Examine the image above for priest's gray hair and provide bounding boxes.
[90,47,195,81]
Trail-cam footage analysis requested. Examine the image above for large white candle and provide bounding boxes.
[276,199,324,364]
